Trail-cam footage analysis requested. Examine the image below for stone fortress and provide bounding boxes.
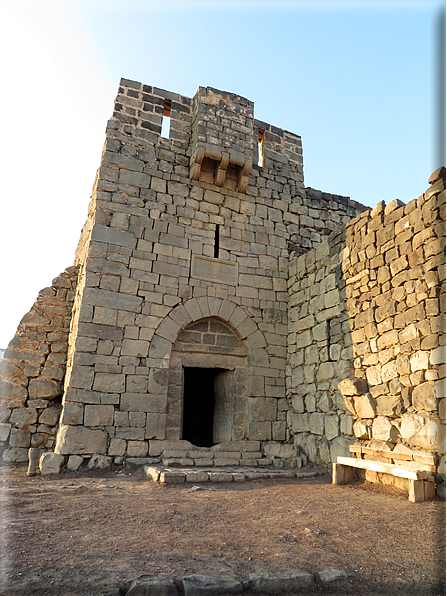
[0,80,445,495]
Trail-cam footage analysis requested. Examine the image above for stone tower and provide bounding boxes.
[0,80,366,468]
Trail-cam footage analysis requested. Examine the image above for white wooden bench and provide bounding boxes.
[332,445,437,502]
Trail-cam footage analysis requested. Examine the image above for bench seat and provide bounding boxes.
[333,456,436,502]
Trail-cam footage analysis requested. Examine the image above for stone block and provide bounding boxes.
[354,393,376,418]
[9,428,31,448]
[84,405,115,427]
[0,423,11,442]
[88,453,112,469]
[28,378,62,399]
[325,415,340,441]
[121,394,166,413]
[93,373,126,394]
[340,414,354,435]
[372,416,399,442]
[127,440,148,457]
[67,455,84,471]
[145,414,167,440]
[376,395,403,417]
[38,406,62,427]
[2,448,29,462]
[127,578,179,596]
[412,382,438,412]
[108,438,127,456]
[400,411,444,451]
[317,362,335,382]
[338,378,368,396]
[366,365,382,386]
[353,419,370,439]
[55,425,108,455]
[40,452,64,475]
[60,402,84,425]
[309,412,324,435]
[248,574,314,594]
[10,408,38,429]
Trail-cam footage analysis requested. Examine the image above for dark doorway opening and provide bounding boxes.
[182,367,232,447]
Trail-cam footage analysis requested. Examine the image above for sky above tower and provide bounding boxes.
[0,0,444,348]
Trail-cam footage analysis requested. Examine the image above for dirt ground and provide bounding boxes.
[0,464,445,596]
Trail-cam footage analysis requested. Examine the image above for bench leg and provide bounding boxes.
[424,478,436,500]
[332,463,355,485]
[408,479,425,502]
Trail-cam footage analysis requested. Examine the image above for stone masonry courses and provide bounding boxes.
[0,79,444,497]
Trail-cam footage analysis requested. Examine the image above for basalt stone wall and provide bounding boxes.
[287,167,446,486]
[0,267,79,462]
[41,79,366,467]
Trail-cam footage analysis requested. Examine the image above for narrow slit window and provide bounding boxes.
[258,129,265,167]
[161,99,171,138]
[326,319,333,361]
[214,224,220,258]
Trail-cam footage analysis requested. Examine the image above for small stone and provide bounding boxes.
[127,577,179,596]
[67,455,84,471]
[338,378,368,396]
[183,575,243,595]
[318,569,349,583]
[88,453,112,470]
[39,452,64,474]
[2,447,29,462]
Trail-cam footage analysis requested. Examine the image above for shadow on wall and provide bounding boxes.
[287,167,446,489]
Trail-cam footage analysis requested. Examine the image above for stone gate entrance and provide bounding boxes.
[166,317,248,443]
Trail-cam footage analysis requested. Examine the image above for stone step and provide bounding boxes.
[144,465,326,484]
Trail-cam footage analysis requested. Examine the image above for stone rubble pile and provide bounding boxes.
[0,267,78,462]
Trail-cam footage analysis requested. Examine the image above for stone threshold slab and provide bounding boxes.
[144,465,326,484]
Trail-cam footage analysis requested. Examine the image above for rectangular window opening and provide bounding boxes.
[258,129,265,167]
[214,224,220,258]
[161,99,171,139]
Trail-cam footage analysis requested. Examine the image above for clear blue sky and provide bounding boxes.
[0,0,444,348]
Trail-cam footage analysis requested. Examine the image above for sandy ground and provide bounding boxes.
[0,464,445,596]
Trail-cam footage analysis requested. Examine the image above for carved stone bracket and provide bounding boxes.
[237,160,252,193]
[215,152,230,187]
[190,143,252,193]
[190,147,205,181]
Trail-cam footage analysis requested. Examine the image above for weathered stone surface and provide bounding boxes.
[28,379,62,399]
[67,455,84,471]
[127,577,179,596]
[318,569,349,583]
[338,378,368,396]
[324,415,339,441]
[400,412,444,451]
[412,382,438,412]
[372,416,399,442]
[84,405,115,427]
[353,419,370,439]
[10,408,38,429]
[2,447,29,462]
[248,573,314,593]
[183,575,243,595]
[38,406,62,426]
[329,436,354,463]
[55,425,108,455]
[88,453,112,469]
[40,452,64,474]
[354,394,376,419]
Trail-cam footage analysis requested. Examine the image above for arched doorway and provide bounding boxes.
[166,318,248,445]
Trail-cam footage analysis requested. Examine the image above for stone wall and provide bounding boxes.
[0,267,78,461]
[287,167,446,489]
